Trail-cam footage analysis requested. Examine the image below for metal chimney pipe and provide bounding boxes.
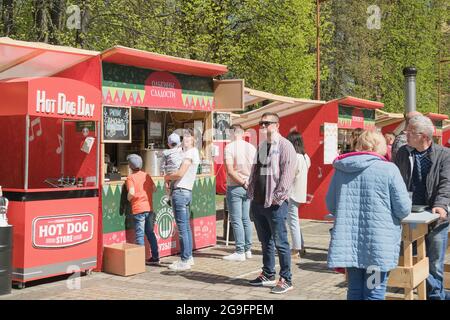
[403,67,417,113]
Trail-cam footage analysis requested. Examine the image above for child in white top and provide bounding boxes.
[161,133,183,204]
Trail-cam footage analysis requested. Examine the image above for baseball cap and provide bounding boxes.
[127,154,143,170]
[168,133,181,146]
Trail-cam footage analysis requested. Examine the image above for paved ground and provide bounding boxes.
[1,218,349,300]
[3,199,448,301]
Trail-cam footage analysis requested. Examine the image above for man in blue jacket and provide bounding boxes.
[395,115,450,300]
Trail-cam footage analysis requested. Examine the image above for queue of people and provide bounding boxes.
[123,112,449,299]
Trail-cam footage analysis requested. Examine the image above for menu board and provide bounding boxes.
[213,112,231,141]
[324,122,339,164]
[102,106,131,143]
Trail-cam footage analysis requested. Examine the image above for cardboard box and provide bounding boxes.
[445,264,450,289]
[103,243,145,276]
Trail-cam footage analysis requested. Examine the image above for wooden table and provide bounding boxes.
[386,212,440,300]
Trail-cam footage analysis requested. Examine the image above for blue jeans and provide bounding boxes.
[426,221,449,300]
[252,201,291,283]
[287,199,304,250]
[172,188,193,262]
[133,212,159,260]
[226,186,252,254]
[346,268,389,300]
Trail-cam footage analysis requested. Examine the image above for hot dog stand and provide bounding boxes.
[0,77,101,287]
[0,38,245,275]
[94,47,242,261]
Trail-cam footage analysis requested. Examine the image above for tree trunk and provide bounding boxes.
[49,0,66,44]
[2,0,14,36]
[33,0,50,43]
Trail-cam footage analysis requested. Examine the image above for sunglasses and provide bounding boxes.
[259,121,278,127]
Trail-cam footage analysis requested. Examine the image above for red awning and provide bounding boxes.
[426,112,449,121]
[0,37,99,80]
[101,46,228,77]
[337,96,384,110]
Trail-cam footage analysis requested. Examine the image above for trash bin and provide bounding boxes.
[0,225,13,295]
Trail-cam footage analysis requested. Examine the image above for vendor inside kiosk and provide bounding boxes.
[103,108,212,180]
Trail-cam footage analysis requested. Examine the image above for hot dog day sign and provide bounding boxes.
[27,77,101,121]
[35,90,95,118]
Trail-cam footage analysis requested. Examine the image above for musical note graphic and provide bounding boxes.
[306,194,314,204]
[318,167,323,179]
[56,134,63,154]
[29,118,42,142]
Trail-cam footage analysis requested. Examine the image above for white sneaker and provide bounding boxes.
[223,252,246,261]
[169,260,191,271]
[187,256,195,266]
[245,250,252,259]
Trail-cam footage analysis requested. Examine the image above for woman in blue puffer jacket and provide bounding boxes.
[326,130,411,300]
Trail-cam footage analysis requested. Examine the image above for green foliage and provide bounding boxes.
[321,0,449,114]
[0,0,448,115]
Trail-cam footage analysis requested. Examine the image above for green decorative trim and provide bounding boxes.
[102,176,216,234]
[102,184,128,234]
[102,63,214,92]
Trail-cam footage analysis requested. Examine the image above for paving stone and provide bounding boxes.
[1,219,356,300]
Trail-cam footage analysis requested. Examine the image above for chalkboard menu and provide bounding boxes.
[102,106,131,143]
[213,112,231,141]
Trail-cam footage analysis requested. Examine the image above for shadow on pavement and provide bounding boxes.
[295,262,337,274]
[298,251,328,262]
[160,270,252,287]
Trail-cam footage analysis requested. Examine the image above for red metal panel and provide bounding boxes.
[443,129,450,147]
[0,81,28,116]
[55,56,102,90]
[214,141,228,194]
[0,116,25,188]
[8,196,99,281]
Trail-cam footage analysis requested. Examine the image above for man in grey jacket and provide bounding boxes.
[394,115,450,300]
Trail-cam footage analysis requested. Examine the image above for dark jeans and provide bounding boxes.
[133,211,159,260]
[426,221,449,300]
[251,201,291,283]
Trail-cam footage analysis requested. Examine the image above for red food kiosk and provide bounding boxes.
[444,123,450,148]
[378,110,449,146]
[0,77,101,288]
[232,94,383,220]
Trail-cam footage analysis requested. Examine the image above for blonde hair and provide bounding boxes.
[355,130,387,156]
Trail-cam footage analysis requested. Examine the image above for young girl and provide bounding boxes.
[286,131,310,259]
